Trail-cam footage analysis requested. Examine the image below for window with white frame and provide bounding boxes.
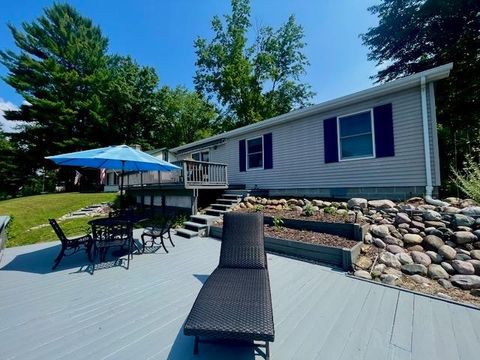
[247,136,263,169]
[338,110,374,160]
[192,151,209,162]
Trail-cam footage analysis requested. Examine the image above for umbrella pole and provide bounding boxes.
[120,161,125,210]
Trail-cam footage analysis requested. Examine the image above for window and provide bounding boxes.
[192,151,209,162]
[247,137,263,169]
[338,110,374,160]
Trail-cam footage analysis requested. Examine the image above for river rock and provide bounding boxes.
[407,245,424,252]
[452,214,475,228]
[364,233,373,244]
[467,260,480,275]
[354,270,372,280]
[383,235,402,246]
[454,231,477,245]
[401,263,428,276]
[452,260,475,275]
[370,224,390,238]
[461,206,480,217]
[379,252,402,269]
[355,256,373,270]
[348,198,368,209]
[373,238,386,249]
[380,273,400,285]
[423,235,445,250]
[423,210,442,221]
[424,220,445,228]
[471,289,480,297]
[428,264,450,280]
[444,206,461,214]
[395,213,411,224]
[368,199,396,209]
[403,234,423,245]
[411,251,432,266]
[450,275,480,290]
[441,261,455,274]
[396,252,413,265]
[384,267,403,277]
[455,253,471,261]
[438,245,456,260]
[410,274,431,284]
[386,245,405,254]
[426,250,443,264]
[438,278,453,289]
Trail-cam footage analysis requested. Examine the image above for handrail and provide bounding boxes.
[0,215,10,263]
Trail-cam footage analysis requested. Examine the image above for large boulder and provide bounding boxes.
[450,275,480,290]
[368,199,396,209]
[454,231,477,244]
[379,251,402,269]
[438,245,456,260]
[401,263,428,276]
[452,214,475,228]
[370,225,390,238]
[410,251,432,267]
[348,198,368,210]
[451,260,475,275]
[423,235,445,250]
[428,264,450,280]
[403,233,423,245]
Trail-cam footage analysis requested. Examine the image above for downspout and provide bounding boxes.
[420,76,449,207]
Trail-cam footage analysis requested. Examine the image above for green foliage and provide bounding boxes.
[194,0,313,130]
[272,215,284,229]
[361,0,480,192]
[452,157,480,202]
[324,206,335,215]
[302,203,316,217]
[254,204,264,212]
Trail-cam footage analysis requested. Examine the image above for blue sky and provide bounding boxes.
[0,0,379,131]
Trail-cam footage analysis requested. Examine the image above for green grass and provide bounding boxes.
[0,192,117,247]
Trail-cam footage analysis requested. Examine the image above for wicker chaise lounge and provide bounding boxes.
[183,212,275,359]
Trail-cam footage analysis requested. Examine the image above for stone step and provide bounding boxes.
[190,214,218,225]
[176,228,198,239]
[205,208,227,217]
[211,203,232,211]
[222,193,244,200]
[217,198,238,205]
[183,221,207,231]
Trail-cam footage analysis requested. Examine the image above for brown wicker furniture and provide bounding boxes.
[183,212,275,359]
[49,219,93,270]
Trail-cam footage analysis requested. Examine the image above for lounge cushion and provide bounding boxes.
[184,268,274,342]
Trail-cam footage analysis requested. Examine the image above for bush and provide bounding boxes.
[254,204,264,212]
[272,215,284,229]
[452,157,480,203]
[302,203,316,216]
[324,206,336,215]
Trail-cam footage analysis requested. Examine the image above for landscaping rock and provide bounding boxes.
[461,206,480,217]
[450,275,480,290]
[452,214,475,228]
[426,250,443,264]
[424,220,445,228]
[441,261,455,274]
[383,235,402,246]
[423,235,445,250]
[384,267,403,277]
[438,245,456,260]
[410,274,431,284]
[370,225,390,238]
[373,263,386,273]
[411,221,426,231]
[467,260,480,275]
[354,270,372,280]
[355,256,373,270]
[386,245,405,254]
[438,278,453,289]
[470,289,480,297]
[380,274,400,285]
[348,198,368,210]
[403,233,423,245]
[396,252,413,265]
[423,210,442,221]
[368,199,396,209]
[452,260,475,275]
[454,231,477,245]
[379,252,402,269]
[411,251,432,266]
[395,213,411,224]
[373,238,386,249]
[364,233,373,244]
[436,292,452,300]
[455,253,471,261]
[428,264,450,280]
[401,263,428,276]
[407,245,424,252]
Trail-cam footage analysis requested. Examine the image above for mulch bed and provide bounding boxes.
[236,207,366,224]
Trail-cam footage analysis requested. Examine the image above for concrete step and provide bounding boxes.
[211,203,232,211]
[183,221,207,231]
[217,198,238,205]
[205,208,227,217]
[190,214,218,225]
[222,193,244,200]
[176,228,198,239]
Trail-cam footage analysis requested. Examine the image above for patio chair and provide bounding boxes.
[90,218,134,273]
[183,212,275,359]
[141,215,175,253]
[49,219,93,270]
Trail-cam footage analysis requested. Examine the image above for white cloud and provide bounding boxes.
[0,98,19,133]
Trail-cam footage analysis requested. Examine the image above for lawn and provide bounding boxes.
[0,192,117,247]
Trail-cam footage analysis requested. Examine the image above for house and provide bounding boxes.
[109,63,453,213]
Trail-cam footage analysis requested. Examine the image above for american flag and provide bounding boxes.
[100,168,106,185]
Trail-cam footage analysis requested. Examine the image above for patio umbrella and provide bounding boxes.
[46,145,180,207]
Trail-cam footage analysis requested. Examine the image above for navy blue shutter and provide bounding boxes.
[373,103,395,157]
[239,139,246,172]
[263,133,273,169]
[323,117,339,163]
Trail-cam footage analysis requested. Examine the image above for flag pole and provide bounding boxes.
[120,160,125,210]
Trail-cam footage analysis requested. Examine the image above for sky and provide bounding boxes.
[0,0,380,132]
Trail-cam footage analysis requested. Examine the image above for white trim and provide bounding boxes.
[420,76,433,196]
[246,135,264,171]
[171,63,453,154]
[337,108,376,162]
[429,82,441,185]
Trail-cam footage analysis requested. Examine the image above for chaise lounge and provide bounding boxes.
[183,212,275,359]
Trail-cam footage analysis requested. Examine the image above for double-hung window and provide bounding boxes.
[338,110,374,160]
[247,137,263,169]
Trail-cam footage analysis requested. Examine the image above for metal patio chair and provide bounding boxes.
[141,215,175,253]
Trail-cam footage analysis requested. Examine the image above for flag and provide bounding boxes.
[74,170,82,186]
[100,168,106,185]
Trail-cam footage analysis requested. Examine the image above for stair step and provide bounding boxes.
[176,228,198,239]
[211,203,232,210]
[206,208,228,216]
[190,214,218,225]
[222,193,243,200]
[217,198,238,205]
[184,221,207,231]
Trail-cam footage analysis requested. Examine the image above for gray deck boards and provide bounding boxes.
[0,231,479,360]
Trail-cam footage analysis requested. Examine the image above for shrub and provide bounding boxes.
[272,215,284,229]
[254,204,264,212]
[324,206,336,215]
[302,203,316,217]
[452,157,480,203]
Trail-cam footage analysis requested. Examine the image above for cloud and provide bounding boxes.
[0,98,19,133]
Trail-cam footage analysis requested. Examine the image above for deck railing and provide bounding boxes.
[121,160,228,189]
[0,216,10,264]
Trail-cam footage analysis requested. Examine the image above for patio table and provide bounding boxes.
[88,218,137,260]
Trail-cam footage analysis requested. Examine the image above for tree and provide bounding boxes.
[361,0,480,191]
[0,3,110,171]
[194,0,313,130]
[155,86,217,148]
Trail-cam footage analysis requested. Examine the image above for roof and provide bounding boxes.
[171,63,453,153]
[145,147,167,156]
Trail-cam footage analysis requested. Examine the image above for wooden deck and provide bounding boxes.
[0,232,479,360]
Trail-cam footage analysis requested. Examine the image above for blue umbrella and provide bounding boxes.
[46,145,180,207]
